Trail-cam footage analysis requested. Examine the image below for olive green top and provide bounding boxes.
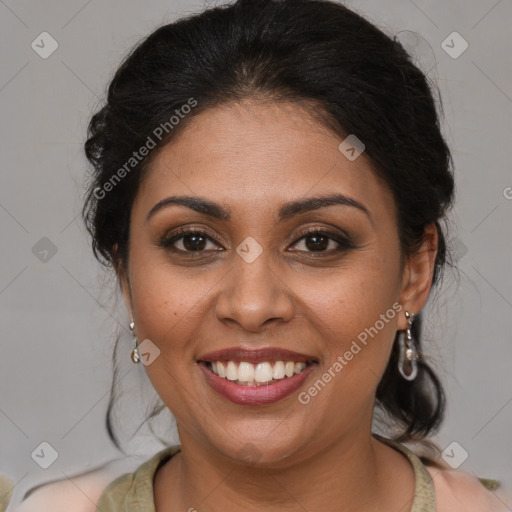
[0,474,14,512]
[96,435,440,511]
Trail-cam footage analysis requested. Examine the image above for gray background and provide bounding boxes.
[1,0,511,509]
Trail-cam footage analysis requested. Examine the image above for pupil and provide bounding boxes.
[184,234,206,251]
[306,234,328,251]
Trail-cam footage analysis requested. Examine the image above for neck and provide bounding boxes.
[154,426,415,511]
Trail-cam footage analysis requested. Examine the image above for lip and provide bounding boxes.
[198,361,317,405]
[197,347,318,364]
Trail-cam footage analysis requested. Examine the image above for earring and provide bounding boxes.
[129,320,141,364]
[397,311,419,381]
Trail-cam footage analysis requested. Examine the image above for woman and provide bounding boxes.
[16,0,508,510]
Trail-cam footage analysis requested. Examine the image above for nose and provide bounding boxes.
[214,246,295,333]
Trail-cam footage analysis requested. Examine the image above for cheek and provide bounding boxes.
[130,262,210,349]
[298,249,402,373]
[127,239,231,370]
[127,256,217,420]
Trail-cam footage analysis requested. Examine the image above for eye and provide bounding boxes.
[159,227,222,252]
[288,229,354,254]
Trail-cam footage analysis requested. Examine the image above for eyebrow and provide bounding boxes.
[146,193,372,224]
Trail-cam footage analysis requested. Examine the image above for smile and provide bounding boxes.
[197,347,318,405]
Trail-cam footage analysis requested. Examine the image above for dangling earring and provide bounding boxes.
[397,311,419,381]
[129,319,141,364]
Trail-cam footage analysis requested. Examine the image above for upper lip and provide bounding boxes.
[197,347,318,364]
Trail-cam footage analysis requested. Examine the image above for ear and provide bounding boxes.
[397,223,438,330]
[113,244,133,318]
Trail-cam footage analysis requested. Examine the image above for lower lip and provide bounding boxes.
[198,362,316,406]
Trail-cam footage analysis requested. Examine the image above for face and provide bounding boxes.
[119,99,435,466]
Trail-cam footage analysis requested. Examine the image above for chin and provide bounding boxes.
[208,429,307,468]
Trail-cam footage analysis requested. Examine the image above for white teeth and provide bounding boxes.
[207,360,311,385]
[217,361,226,378]
[226,361,238,381]
[238,362,255,382]
[272,361,285,379]
[285,361,295,377]
[254,362,273,383]
[294,362,307,374]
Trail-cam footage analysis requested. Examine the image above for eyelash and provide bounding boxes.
[158,226,356,256]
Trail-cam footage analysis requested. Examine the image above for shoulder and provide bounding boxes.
[425,463,511,512]
[12,455,144,512]
[0,474,14,512]
[399,439,510,512]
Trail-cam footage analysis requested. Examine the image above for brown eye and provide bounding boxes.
[159,228,222,252]
[288,229,355,254]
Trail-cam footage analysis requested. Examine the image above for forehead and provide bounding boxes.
[134,100,395,221]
